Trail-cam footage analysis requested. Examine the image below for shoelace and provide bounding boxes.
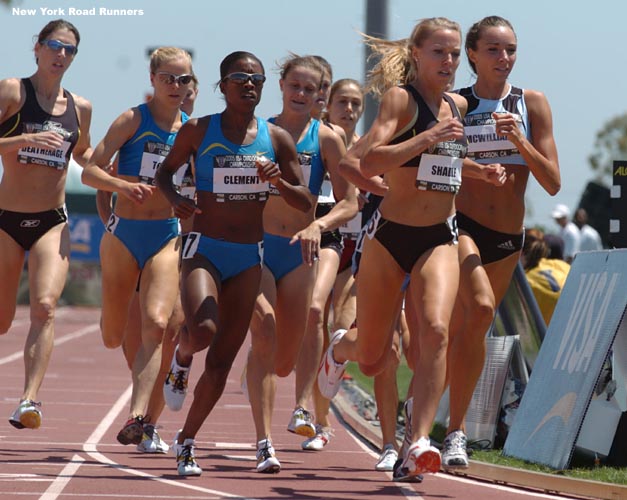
[446,433,467,453]
[179,444,196,466]
[171,369,188,392]
[22,400,42,409]
[299,408,313,423]
[257,443,274,461]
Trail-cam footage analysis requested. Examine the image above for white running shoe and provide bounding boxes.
[256,438,281,473]
[301,425,333,451]
[163,346,191,411]
[173,432,202,476]
[137,424,169,454]
[401,436,441,476]
[9,400,42,429]
[375,444,399,471]
[317,329,348,399]
[287,407,316,438]
[441,430,469,469]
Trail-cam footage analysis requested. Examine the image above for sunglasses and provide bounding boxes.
[41,39,77,56]
[222,72,266,85]
[155,71,194,86]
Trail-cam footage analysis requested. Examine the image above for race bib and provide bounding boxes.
[139,141,170,185]
[270,152,312,196]
[213,154,269,202]
[18,121,73,170]
[173,162,194,199]
[340,212,362,239]
[464,112,524,161]
[318,178,335,204]
[416,154,462,193]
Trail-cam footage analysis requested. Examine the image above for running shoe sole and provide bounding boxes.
[291,423,316,438]
[257,462,281,474]
[117,420,144,445]
[9,404,42,430]
[413,449,441,474]
[19,410,41,429]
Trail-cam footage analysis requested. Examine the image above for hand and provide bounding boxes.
[290,222,322,266]
[122,182,155,205]
[24,131,65,150]
[171,194,201,219]
[432,117,465,144]
[492,112,523,143]
[482,163,508,186]
[256,156,281,185]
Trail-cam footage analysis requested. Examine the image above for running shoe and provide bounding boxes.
[401,436,441,476]
[287,406,316,438]
[392,457,424,483]
[136,423,169,454]
[173,433,202,476]
[317,329,348,399]
[441,429,469,469]
[256,438,281,473]
[301,425,333,451]
[8,400,42,429]
[116,415,144,445]
[163,346,191,411]
[375,444,398,471]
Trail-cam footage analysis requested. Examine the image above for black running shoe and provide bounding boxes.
[392,458,424,483]
[117,415,144,445]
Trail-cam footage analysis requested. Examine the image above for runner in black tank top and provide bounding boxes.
[0,19,92,432]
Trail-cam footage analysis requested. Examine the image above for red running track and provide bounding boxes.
[0,306,571,499]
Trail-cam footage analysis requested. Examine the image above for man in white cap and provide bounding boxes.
[551,203,580,263]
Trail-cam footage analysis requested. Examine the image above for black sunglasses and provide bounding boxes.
[222,72,266,85]
[155,71,194,86]
[41,39,77,56]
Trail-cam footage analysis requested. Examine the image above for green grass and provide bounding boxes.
[470,450,627,485]
[343,358,627,486]
[345,361,412,401]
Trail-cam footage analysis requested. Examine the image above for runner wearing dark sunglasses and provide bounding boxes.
[156,50,312,476]
[0,18,93,431]
[82,46,194,450]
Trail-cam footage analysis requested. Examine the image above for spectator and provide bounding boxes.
[551,203,580,263]
[574,207,603,251]
[543,233,565,260]
[522,228,571,326]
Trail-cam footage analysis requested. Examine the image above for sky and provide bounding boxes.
[1,0,624,230]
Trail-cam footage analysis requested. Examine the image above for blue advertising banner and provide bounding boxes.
[68,214,104,262]
[503,250,627,469]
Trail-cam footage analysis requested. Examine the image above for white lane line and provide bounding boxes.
[83,384,256,499]
[39,454,85,500]
[0,324,99,366]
